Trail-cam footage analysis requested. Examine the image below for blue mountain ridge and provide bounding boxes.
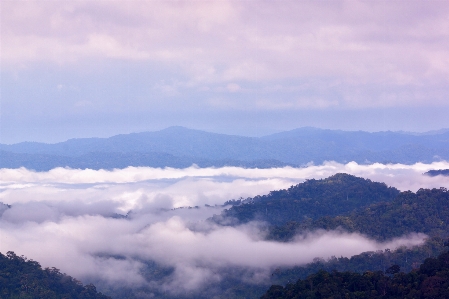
[1,126,449,170]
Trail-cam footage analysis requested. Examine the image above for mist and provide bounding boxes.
[1,161,448,293]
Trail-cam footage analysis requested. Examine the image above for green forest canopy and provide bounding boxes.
[0,251,110,299]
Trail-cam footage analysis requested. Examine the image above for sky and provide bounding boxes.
[1,162,448,294]
[1,0,449,143]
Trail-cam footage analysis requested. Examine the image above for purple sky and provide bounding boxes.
[1,1,449,143]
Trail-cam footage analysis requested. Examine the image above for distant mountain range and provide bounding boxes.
[1,126,449,170]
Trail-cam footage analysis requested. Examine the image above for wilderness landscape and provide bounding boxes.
[2,1,449,298]
[1,129,449,298]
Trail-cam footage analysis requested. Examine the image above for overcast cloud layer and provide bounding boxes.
[2,1,449,142]
[1,162,448,293]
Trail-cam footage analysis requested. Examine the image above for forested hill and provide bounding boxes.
[268,187,449,242]
[0,251,110,299]
[425,169,449,176]
[213,173,400,226]
[262,249,449,299]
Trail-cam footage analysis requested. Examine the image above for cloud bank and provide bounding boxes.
[4,1,449,89]
[2,1,449,143]
[1,162,448,293]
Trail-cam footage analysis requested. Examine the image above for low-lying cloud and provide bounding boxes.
[0,161,447,293]
[0,215,426,293]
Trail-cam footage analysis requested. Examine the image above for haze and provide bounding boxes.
[1,162,448,294]
[2,1,449,143]
[2,1,449,296]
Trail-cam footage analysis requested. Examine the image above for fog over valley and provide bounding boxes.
[1,162,448,296]
[2,1,449,297]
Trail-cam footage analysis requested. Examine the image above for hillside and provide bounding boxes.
[269,237,446,287]
[267,187,449,242]
[262,249,449,299]
[0,251,110,299]
[213,173,400,226]
[107,181,449,299]
[2,173,449,299]
[425,169,449,177]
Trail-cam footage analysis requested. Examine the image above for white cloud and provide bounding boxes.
[0,162,447,293]
[0,214,426,293]
[255,97,340,110]
[1,161,448,190]
[2,0,449,143]
[3,1,449,88]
